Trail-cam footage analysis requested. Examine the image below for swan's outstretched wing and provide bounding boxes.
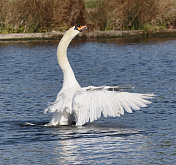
[44,93,68,114]
[82,85,134,91]
[73,90,154,126]
[44,90,73,114]
[44,87,79,114]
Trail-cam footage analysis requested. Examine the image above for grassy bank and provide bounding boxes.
[85,0,176,31]
[0,0,176,34]
[0,0,85,33]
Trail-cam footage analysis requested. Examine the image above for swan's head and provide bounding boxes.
[74,24,87,32]
[67,25,87,38]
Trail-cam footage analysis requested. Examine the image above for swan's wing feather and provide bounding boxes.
[44,92,70,114]
[44,86,79,114]
[82,85,134,91]
[73,90,154,126]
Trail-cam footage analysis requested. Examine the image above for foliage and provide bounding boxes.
[0,0,85,33]
[84,0,98,9]
[0,0,176,33]
[85,0,176,31]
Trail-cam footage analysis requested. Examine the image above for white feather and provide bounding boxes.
[72,90,154,125]
[44,25,154,126]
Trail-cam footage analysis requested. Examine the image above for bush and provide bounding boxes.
[0,0,176,33]
[153,0,176,29]
[85,0,176,31]
[0,0,85,33]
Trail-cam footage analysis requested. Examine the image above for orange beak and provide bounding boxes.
[78,25,87,32]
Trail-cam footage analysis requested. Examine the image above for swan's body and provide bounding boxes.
[44,25,154,126]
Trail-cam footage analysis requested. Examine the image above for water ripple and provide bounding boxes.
[0,38,176,164]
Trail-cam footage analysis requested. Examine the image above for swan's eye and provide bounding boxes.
[74,24,80,31]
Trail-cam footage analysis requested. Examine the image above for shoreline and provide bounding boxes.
[0,29,176,41]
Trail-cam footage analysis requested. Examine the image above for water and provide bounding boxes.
[0,37,175,165]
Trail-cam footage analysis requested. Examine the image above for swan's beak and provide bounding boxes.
[78,25,87,32]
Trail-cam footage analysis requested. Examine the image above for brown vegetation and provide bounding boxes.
[0,0,176,33]
[0,0,85,33]
[86,0,176,31]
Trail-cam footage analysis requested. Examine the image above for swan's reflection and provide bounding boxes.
[55,138,80,164]
[51,122,147,164]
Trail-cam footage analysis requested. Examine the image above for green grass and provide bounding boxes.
[143,23,166,32]
[84,0,98,9]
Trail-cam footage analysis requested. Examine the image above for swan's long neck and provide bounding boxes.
[57,29,80,90]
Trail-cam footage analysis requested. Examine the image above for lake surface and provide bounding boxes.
[0,37,175,165]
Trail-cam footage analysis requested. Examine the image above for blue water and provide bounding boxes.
[0,37,175,164]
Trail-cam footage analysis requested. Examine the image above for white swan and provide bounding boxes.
[44,25,154,126]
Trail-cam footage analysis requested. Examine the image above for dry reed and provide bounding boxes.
[0,0,85,33]
[0,0,176,33]
[86,0,176,30]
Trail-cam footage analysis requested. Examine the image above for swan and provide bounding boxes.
[44,25,154,126]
